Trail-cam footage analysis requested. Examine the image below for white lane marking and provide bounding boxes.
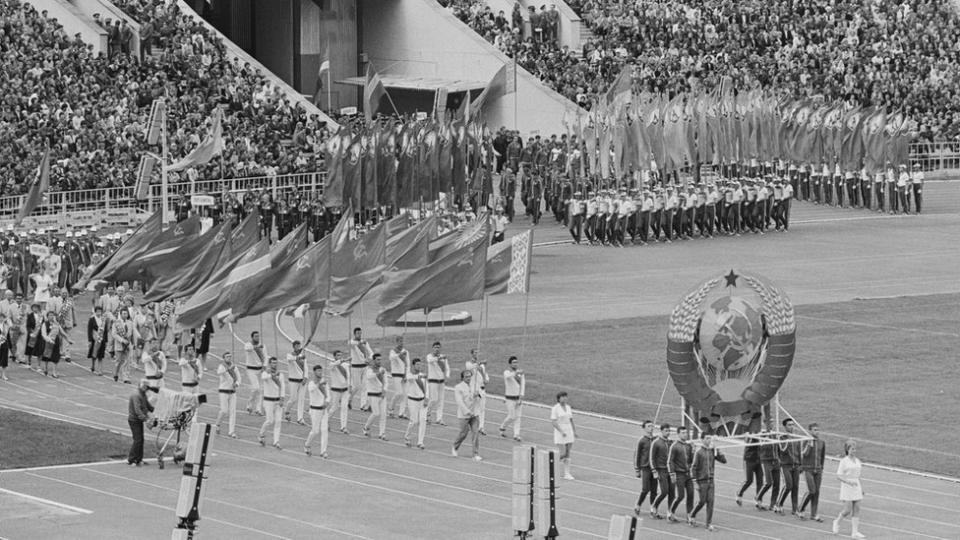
[0,486,93,515]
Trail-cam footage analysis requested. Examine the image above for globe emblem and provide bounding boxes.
[698,295,762,372]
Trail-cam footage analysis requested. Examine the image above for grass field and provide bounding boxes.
[0,408,129,470]
[310,292,960,477]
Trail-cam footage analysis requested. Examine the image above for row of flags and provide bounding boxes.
[82,210,533,330]
[323,116,495,211]
[571,86,914,177]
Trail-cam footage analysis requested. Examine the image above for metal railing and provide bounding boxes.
[0,172,325,227]
[908,140,960,172]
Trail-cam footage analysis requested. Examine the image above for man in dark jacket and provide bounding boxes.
[690,434,727,531]
[756,419,782,512]
[632,420,658,517]
[668,426,695,523]
[799,422,826,521]
[650,423,673,518]
[777,417,803,516]
[128,379,154,466]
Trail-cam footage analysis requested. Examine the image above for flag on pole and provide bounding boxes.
[287,304,324,344]
[484,229,533,295]
[232,236,331,320]
[15,150,50,226]
[104,215,203,283]
[603,65,632,107]
[314,40,330,105]
[364,65,387,122]
[166,107,224,172]
[375,218,489,326]
[328,220,387,315]
[386,215,437,270]
[76,211,162,290]
[470,64,511,115]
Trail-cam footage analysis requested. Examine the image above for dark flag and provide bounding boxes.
[78,211,161,290]
[328,220,387,315]
[342,134,363,210]
[16,150,50,226]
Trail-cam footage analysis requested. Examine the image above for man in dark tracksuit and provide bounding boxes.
[690,434,727,531]
[736,433,764,507]
[799,423,826,521]
[650,423,674,518]
[777,418,802,516]
[632,421,658,517]
[668,426,695,523]
[756,420,781,512]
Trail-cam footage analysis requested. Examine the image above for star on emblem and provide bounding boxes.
[724,270,739,288]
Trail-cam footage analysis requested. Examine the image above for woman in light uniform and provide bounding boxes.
[551,391,577,481]
[304,364,329,458]
[832,440,865,539]
[215,352,241,438]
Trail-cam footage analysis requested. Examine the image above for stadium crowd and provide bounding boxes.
[445,0,960,141]
[0,0,327,197]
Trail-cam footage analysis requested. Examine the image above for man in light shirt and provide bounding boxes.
[362,353,388,440]
[403,357,428,449]
[142,338,166,394]
[304,364,329,458]
[492,206,508,245]
[425,341,450,425]
[498,355,524,442]
[911,163,924,213]
[215,351,241,438]
[451,370,482,461]
[258,356,285,449]
[244,331,268,416]
[326,349,351,434]
[283,340,308,425]
[387,335,410,419]
[348,327,373,411]
[179,343,202,394]
[464,348,489,435]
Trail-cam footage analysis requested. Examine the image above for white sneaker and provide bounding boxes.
[451,447,458,457]
[832,519,840,534]
[851,533,865,539]
[563,473,575,480]
[473,455,483,462]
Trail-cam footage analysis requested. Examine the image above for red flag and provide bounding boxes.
[323,127,349,208]
[377,128,398,208]
[362,131,378,209]
[375,219,489,326]
[142,219,235,302]
[111,215,203,282]
[78,211,162,290]
[235,235,331,319]
[364,65,387,122]
[176,237,270,329]
[342,134,363,210]
[328,221,387,315]
[16,150,50,226]
[396,122,419,207]
[387,215,437,270]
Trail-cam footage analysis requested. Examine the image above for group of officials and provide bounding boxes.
[632,417,831,532]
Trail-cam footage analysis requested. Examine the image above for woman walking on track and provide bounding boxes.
[833,440,866,538]
[551,391,577,480]
[40,310,67,378]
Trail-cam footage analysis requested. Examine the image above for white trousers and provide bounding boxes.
[363,394,387,437]
[217,391,237,435]
[478,391,487,427]
[284,380,305,421]
[500,399,522,437]
[427,381,446,422]
[246,368,263,412]
[305,407,329,454]
[260,399,283,444]
[404,398,427,446]
[387,375,406,414]
[350,366,369,408]
[326,389,350,431]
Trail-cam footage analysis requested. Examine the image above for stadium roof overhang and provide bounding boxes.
[338,76,487,93]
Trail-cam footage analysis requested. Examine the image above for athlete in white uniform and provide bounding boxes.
[304,364,329,458]
[387,335,410,418]
[499,355,525,441]
[244,331,269,416]
[403,357,428,449]
[348,327,374,410]
[425,341,450,425]
[141,338,166,394]
[283,340,308,425]
[258,357,285,449]
[326,349,351,433]
[362,353,388,440]
[179,344,203,394]
[464,348,489,434]
[215,352,241,438]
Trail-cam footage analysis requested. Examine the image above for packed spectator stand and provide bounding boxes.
[443,0,960,141]
[0,0,328,197]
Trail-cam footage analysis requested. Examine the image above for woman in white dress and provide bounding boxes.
[833,439,865,538]
[550,391,577,481]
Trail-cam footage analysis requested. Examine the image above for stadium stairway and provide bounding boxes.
[172,0,339,129]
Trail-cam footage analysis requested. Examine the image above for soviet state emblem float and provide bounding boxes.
[667,269,796,434]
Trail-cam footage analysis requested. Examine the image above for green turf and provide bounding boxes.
[0,408,130,470]
[316,292,960,477]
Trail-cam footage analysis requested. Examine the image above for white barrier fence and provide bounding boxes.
[909,140,960,173]
[0,173,324,229]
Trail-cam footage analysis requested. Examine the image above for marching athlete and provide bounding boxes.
[690,434,727,531]
[304,364,330,458]
[464,348,489,434]
[348,327,374,411]
[215,351,241,438]
[258,356,285,449]
[498,356,524,441]
[244,331,268,416]
[178,343,203,394]
[387,335,410,418]
[425,341,449,425]
[403,357,428,449]
[362,353,388,440]
[326,350,351,433]
[283,340,308,425]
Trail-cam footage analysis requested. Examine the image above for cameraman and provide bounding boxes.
[128,379,154,466]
